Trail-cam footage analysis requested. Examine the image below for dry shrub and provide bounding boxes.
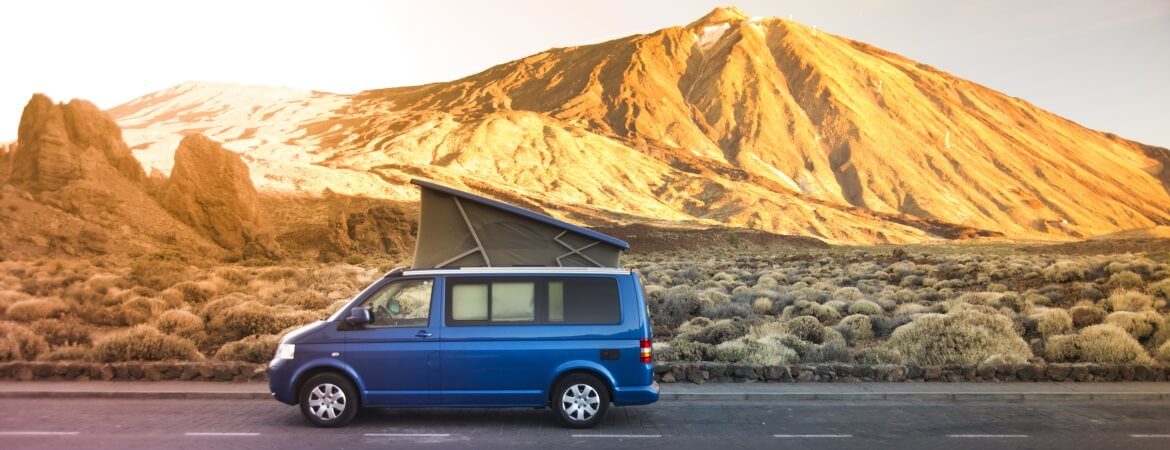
[91,325,201,362]
[1104,311,1163,341]
[1107,290,1156,312]
[752,298,773,315]
[1028,308,1072,338]
[30,318,92,347]
[156,309,204,338]
[1043,261,1086,282]
[786,300,840,322]
[1147,278,1170,299]
[848,300,883,315]
[1045,324,1153,364]
[119,297,165,326]
[0,290,32,312]
[835,314,874,343]
[5,297,67,322]
[1069,305,1107,329]
[853,346,905,365]
[39,345,92,361]
[651,342,679,362]
[213,267,251,286]
[714,337,798,365]
[884,307,1031,365]
[782,316,826,344]
[679,318,748,345]
[671,339,715,361]
[1157,340,1170,362]
[171,280,220,303]
[208,301,281,342]
[284,291,329,310]
[215,334,279,363]
[0,321,49,361]
[1109,271,1144,290]
[128,256,191,291]
[258,266,303,282]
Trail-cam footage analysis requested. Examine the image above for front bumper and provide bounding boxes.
[267,359,297,405]
[612,381,660,406]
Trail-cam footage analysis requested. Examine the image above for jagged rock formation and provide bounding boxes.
[0,142,14,183]
[0,95,221,258]
[159,134,278,259]
[112,7,1170,243]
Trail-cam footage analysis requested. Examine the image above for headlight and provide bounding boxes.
[274,343,295,360]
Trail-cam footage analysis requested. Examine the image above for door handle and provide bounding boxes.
[416,330,433,338]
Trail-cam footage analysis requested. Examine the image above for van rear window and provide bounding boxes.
[547,279,620,324]
[446,277,620,326]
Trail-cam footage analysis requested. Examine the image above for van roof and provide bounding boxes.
[396,267,632,277]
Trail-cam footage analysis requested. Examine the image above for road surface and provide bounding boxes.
[1,397,1168,449]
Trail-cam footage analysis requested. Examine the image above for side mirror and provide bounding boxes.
[346,307,371,326]
[388,301,401,315]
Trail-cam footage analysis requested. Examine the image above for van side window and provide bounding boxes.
[450,281,536,323]
[548,278,620,324]
[359,278,433,327]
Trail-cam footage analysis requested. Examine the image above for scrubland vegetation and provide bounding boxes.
[630,248,1170,367]
[2,247,1170,368]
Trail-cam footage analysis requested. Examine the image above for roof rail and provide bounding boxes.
[382,267,406,278]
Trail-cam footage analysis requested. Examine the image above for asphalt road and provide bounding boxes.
[1,398,1169,449]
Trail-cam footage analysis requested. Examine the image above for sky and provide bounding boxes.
[1,0,1168,147]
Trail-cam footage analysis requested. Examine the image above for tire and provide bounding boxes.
[551,373,610,429]
[299,373,359,428]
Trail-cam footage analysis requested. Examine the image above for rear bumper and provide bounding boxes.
[612,381,660,406]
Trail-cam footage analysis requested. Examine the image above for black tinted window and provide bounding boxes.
[548,278,620,325]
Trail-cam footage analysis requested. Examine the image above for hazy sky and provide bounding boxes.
[2,0,1168,146]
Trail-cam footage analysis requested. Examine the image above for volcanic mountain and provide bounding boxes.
[110,6,1170,244]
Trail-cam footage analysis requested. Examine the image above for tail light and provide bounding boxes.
[640,338,652,363]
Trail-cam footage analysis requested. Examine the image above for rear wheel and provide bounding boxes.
[551,373,610,428]
[299,373,358,427]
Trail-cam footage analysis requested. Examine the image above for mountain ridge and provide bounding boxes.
[107,7,1170,244]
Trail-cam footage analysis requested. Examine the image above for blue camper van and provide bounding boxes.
[268,180,659,428]
[267,267,659,428]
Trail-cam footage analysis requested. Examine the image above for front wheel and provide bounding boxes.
[551,373,610,428]
[299,373,359,427]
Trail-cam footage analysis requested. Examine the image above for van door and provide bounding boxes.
[343,277,440,407]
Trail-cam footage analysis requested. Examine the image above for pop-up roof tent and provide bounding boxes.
[410,179,629,268]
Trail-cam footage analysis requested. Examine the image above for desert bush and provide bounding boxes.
[847,300,883,315]
[679,318,749,345]
[652,342,679,362]
[1043,261,1086,282]
[651,285,702,328]
[91,325,201,362]
[671,339,715,361]
[30,318,92,347]
[801,340,852,363]
[752,336,800,365]
[0,290,32,313]
[1147,278,1170,299]
[1157,341,1170,362]
[5,297,67,322]
[0,321,49,361]
[704,301,753,320]
[156,309,204,338]
[870,314,914,339]
[215,334,279,363]
[38,345,92,361]
[119,296,165,325]
[785,300,840,322]
[853,346,905,365]
[1104,311,1163,341]
[1107,290,1156,312]
[834,314,874,343]
[128,255,191,291]
[677,317,713,335]
[207,301,281,342]
[714,338,758,363]
[1068,305,1107,329]
[884,307,1031,365]
[1109,271,1144,289]
[1045,324,1153,364]
[833,287,864,302]
[1028,308,1072,338]
[782,316,825,343]
[752,298,773,315]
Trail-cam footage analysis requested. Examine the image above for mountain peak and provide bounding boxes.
[689,6,749,27]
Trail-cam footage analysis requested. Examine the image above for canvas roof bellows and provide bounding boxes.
[410,179,628,268]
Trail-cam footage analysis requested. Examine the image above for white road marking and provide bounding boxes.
[364,433,451,437]
[774,434,852,438]
[947,434,1028,438]
[184,432,261,436]
[572,434,662,438]
[1132,434,1170,438]
[0,431,80,436]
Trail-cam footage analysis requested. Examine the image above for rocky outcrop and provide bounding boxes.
[0,142,14,183]
[9,94,145,192]
[159,134,278,258]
